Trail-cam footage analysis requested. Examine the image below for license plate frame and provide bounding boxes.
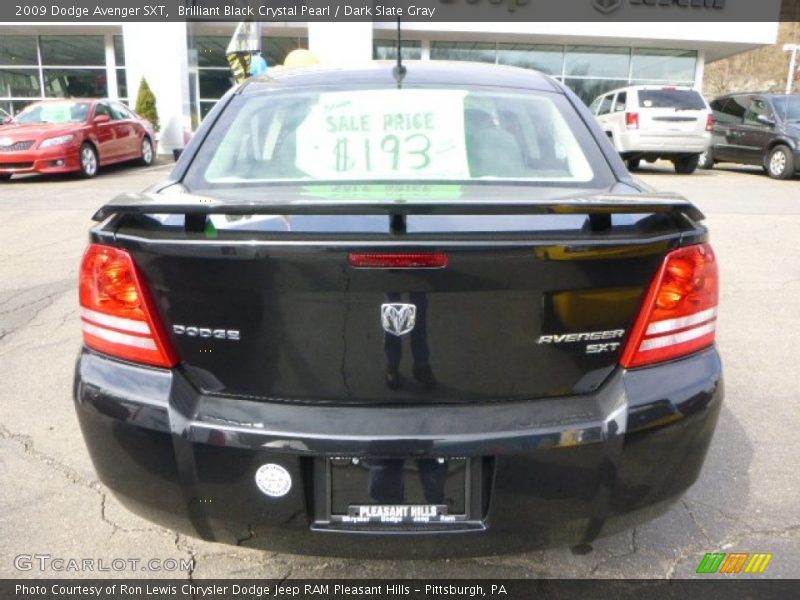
[313,457,484,527]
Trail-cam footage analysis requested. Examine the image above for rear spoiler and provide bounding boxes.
[93,191,705,223]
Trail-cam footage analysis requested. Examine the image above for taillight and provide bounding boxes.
[620,244,718,369]
[625,112,639,130]
[79,244,178,367]
[348,253,449,269]
[706,113,715,131]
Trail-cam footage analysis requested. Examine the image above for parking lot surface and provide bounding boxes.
[0,160,798,579]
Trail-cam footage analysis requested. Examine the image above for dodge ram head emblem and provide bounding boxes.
[592,0,623,14]
[381,303,416,337]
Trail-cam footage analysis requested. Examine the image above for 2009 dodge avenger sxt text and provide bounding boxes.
[73,62,722,557]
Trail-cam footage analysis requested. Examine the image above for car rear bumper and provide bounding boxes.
[618,131,711,155]
[73,347,723,557]
[0,145,81,175]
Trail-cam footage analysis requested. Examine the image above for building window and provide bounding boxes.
[565,46,630,79]
[429,41,700,107]
[262,36,308,67]
[631,48,696,83]
[113,35,127,102]
[430,41,496,63]
[373,39,422,60]
[0,34,114,115]
[116,69,128,102]
[0,68,40,98]
[199,70,235,99]
[0,36,39,115]
[194,36,230,68]
[189,35,308,126]
[43,69,107,97]
[40,36,106,66]
[564,79,630,106]
[113,35,126,66]
[0,36,38,65]
[497,44,563,75]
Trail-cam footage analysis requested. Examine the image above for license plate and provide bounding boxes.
[326,457,469,525]
[345,504,455,524]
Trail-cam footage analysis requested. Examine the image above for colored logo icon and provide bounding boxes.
[696,552,773,574]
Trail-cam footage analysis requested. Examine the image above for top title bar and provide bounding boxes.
[1,0,789,23]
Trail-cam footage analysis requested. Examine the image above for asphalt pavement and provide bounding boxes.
[0,159,798,579]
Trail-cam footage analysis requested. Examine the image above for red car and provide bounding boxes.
[0,98,156,180]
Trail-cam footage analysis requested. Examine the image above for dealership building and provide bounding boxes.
[0,20,782,154]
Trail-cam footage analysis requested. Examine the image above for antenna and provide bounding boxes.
[392,17,406,89]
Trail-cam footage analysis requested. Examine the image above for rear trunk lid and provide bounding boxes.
[96,186,705,405]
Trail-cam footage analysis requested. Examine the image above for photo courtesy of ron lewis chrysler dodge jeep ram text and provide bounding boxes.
[73,62,722,557]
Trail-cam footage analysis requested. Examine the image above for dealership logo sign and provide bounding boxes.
[592,0,726,14]
[592,0,623,13]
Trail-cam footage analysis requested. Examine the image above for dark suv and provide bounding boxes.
[700,93,800,179]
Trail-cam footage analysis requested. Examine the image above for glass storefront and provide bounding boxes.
[373,39,422,60]
[114,35,127,101]
[428,42,698,105]
[43,69,107,97]
[0,29,701,128]
[190,35,308,119]
[431,41,496,63]
[496,43,563,75]
[0,34,117,116]
[631,48,697,82]
[39,36,105,65]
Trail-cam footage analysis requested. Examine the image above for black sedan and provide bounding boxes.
[74,62,722,557]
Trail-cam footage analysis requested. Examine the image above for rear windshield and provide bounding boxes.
[184,87,613,189]
[638,90,706,111]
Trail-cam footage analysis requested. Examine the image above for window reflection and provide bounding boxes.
[116,69,127,101]
[631,48,696,82]
[113,35,126,66]
[428,43,699,108]
[199,70,235,99]
[43,69,107,98]
[373,39,422,60]
[498,43,563,75]
[0,36,38,65]
[431,41,496,64]
[0,69,40,98]
[565,46,630,79]
[564,79,629,106]
[40,36,105,66]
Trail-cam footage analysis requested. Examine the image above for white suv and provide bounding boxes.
[589,85,713,174]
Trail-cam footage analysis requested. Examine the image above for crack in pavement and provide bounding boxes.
[174,534,197,583]
[0,422,171,540]
[590,528,638,576]
[0,289,61,316]
[0,285,75,353]
[682,501,713,546]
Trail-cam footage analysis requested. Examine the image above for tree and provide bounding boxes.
[135,77,159,132]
